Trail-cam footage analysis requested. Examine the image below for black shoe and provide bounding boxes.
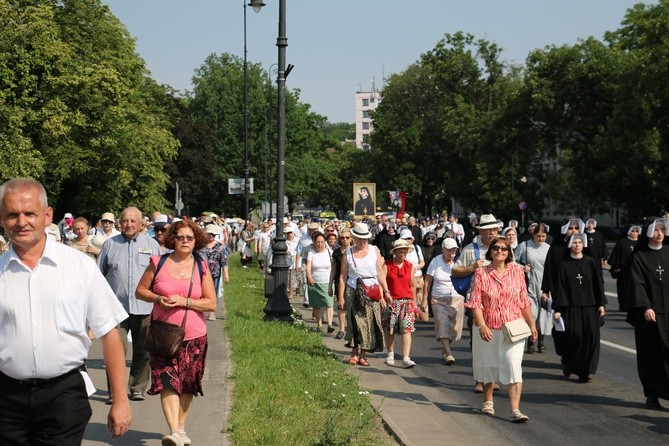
[646,396,662,409]
[105,395,113,405]
[327,326,335,333]
[129,390,145,401]
[335,331,345,340]
[526,344,535,354]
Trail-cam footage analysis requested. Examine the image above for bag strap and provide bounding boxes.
[474,242,480,260]
[150,254,201,327]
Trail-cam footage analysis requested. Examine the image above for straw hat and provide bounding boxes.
[390,238,414,254]
[351,222,372,239]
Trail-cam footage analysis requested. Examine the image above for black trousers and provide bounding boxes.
[0,370,92,445]
[107,313,151,394]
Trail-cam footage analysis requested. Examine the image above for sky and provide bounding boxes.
[102,0,655,124]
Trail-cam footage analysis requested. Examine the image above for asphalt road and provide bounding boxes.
[400,272,669,445]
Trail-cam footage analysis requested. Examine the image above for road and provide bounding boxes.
[401,272,669,445]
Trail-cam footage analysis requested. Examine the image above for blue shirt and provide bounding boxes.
[98,233,161,315]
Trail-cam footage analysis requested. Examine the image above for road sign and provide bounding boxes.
[518,201,527,211]
[228,178,254,195]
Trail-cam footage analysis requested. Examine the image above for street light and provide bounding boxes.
[242,1,256,223]
[254,0,293,321]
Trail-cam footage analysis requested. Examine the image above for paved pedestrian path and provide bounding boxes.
[82,309,232,445]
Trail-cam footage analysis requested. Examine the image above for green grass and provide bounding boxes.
[223,254,396,446]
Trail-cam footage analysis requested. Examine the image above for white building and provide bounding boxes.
[355,90,381,150]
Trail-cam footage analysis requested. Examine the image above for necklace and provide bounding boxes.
[172,255,193,278]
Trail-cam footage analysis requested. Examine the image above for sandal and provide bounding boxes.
[348,355,358,365]
[358,357,370,367]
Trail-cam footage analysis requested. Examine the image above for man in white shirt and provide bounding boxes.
[0,177,131,443]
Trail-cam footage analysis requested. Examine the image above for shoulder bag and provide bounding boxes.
[350,249,382,312]
[502,318,532,343]
[144,255,200,358]
[451,242,480,296]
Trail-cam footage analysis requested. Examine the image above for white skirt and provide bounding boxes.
[471,327,525,385]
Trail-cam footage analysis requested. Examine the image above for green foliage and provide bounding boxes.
[0,0,179,216]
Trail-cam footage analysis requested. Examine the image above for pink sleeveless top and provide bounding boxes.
[150,255,208,340]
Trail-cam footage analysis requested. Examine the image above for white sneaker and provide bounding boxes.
[385,352,395,365]
[402,356,416,368]
[177,431,191,445]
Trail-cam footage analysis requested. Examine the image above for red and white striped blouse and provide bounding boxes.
[464,263,530,330]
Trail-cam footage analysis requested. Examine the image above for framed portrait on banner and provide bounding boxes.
[353,183,376,218]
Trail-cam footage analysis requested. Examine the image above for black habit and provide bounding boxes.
[627,245,669,400]
[552,255,606,380]
[608,237,637,311]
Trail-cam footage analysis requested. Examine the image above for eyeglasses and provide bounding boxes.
[340,236,351,240]
[491,246,509,252]
[175,235,195,242]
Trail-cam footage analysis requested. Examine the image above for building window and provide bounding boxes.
[362,98,369,107]
[362,122,370,130]
[362,110,369,118]
[370,96,375,103]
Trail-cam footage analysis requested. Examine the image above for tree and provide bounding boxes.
[370,32,522,216]
[0,0,179,216]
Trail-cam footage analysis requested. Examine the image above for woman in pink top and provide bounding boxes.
[465,237,537,423]
[136,220,216,446]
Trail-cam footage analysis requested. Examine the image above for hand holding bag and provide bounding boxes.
[502,318,532,343]
[144,256,195,357]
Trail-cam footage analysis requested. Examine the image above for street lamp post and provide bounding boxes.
[242,0,250,222]
[252,0,293,321]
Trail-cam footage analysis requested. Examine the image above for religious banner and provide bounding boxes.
[353,183,376,218]
[389,190,407,219]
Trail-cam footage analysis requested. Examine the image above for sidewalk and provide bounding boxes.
[82,308,233,445]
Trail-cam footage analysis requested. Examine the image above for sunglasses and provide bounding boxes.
[568,227,579,230]
[156,227,168,233]
[491,245,509,252]
[175,235,195,242]
[340,236,351,240]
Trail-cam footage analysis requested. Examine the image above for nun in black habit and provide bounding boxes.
[552,233,606,383]
[608,224,641,311]
[626,217,669,409]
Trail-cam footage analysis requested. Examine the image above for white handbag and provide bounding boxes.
[502,318,531,343]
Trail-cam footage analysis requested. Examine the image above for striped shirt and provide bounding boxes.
[464,263,530,330]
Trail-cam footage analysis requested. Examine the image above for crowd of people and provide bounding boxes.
[241,210,668,422]
[0,174,666,442]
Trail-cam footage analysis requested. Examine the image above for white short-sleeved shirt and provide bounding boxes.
[0,238,128,380]
[426,255,461,297]
[307,248,333,283]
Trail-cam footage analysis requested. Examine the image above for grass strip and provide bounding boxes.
[223,257,395,446]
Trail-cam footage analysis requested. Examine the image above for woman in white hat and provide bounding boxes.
[425,238,464,365]
[338,222,389,366]
[382,239,423,368]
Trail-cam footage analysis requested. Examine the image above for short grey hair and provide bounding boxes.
[121,206,143,221]
[0,177,49,212]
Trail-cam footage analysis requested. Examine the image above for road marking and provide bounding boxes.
[601,339,636,355]
[605,291,617,298]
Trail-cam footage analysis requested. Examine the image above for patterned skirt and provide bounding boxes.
[343,285,385,353]
[382,298,416,335]
[148,334,208,396]
[431,294,465,341]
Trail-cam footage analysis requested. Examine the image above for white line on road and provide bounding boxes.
[601,339,636,355]
[605,291,617,298]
